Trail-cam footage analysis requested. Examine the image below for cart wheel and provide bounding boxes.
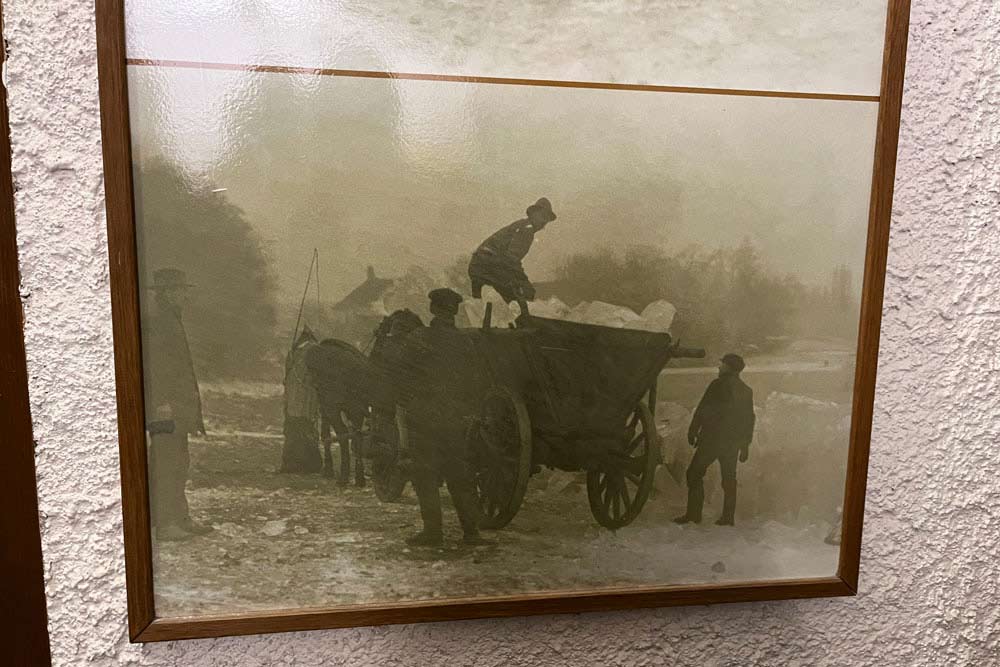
[587,402,658,529]
[372,411,408,502]
[473,387,532,529]
[372,460,407,502]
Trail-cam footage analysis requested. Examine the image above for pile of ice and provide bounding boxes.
[457,286,520,328]
[562,300,676,333]
[653,401,695,494]
[526,296,571,320]
[632,300,677,333]
[459,292,676,334]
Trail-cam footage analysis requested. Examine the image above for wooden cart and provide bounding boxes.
[370,308,703,530]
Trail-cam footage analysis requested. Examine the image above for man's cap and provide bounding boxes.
[148,268,194,291]
[428,287,464,315]
[526,197,557,222]
[721,353,746,373]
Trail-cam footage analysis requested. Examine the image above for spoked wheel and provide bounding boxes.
[371,410,408,502]
[372,459,407,502]
[472,387,532,529]
[587,402,659,529]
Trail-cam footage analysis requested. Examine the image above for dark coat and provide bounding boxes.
[390,317,480,442]
[143,305,203,434]
[688,374,755,450]
[468,219,540,302]
[477,218,538,261]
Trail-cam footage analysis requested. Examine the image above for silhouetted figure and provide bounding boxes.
[395,288,493,547]
[675,353,755,527]
[280,326,323,474]
[143,268,212,541]
[468,197,557,303]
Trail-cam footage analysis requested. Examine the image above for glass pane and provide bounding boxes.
[127,0,889,96]
[125,1,882,619]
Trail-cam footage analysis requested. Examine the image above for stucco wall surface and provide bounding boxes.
[7,0,998,665]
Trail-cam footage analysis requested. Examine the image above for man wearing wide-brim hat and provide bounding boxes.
[143,267,211,541]
[468,197,557,304]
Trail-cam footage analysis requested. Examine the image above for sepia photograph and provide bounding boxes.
[122,0,886,618]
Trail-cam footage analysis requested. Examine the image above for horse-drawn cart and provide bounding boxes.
[369,308,704,530]
[468,312,704,529]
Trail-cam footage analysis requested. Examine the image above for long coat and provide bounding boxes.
[143,305,203,434]
[283,340,320,420]
[688,374,755,450]
[390,317,481,443]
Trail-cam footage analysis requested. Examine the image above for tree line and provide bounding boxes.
[547,241,858,356]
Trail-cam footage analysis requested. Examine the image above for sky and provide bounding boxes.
[126,0,886,302]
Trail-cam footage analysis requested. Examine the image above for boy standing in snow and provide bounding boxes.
[674,353,756,527]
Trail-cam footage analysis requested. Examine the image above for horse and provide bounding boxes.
[305,309,425,486]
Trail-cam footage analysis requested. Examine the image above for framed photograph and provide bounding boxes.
[97,0,911,641]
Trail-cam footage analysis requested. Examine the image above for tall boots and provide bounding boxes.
[674,476,705,524]
[674,477,737,526]
[717,479,737,526]
[407,465,494,547]
[407,473,444,546]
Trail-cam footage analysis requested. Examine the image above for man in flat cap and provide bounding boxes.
[143,268,211,541]
[392,288,492,547]
[468,197,557,304]
[675,353,756,527]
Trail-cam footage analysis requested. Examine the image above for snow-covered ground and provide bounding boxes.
[154,365,847,616]
[155,435,838,617]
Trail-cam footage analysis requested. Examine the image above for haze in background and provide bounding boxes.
[128,66,878,304]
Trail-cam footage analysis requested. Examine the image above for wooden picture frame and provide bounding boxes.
[96,0,911,642]
[0,4,54,662]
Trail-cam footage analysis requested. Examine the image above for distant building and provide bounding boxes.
[331,266,394,316]
[327,266,395,349]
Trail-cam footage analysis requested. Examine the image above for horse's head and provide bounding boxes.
[371,309,424,361]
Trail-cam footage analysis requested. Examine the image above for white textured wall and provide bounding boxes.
[9,0,998,664]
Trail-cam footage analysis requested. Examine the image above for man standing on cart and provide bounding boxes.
[675,353,755,527]
[394,288,494,547]
[468,197,557,303]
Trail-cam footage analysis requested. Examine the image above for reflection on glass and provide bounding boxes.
[127,0,889,95]
[125,2,882,619]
